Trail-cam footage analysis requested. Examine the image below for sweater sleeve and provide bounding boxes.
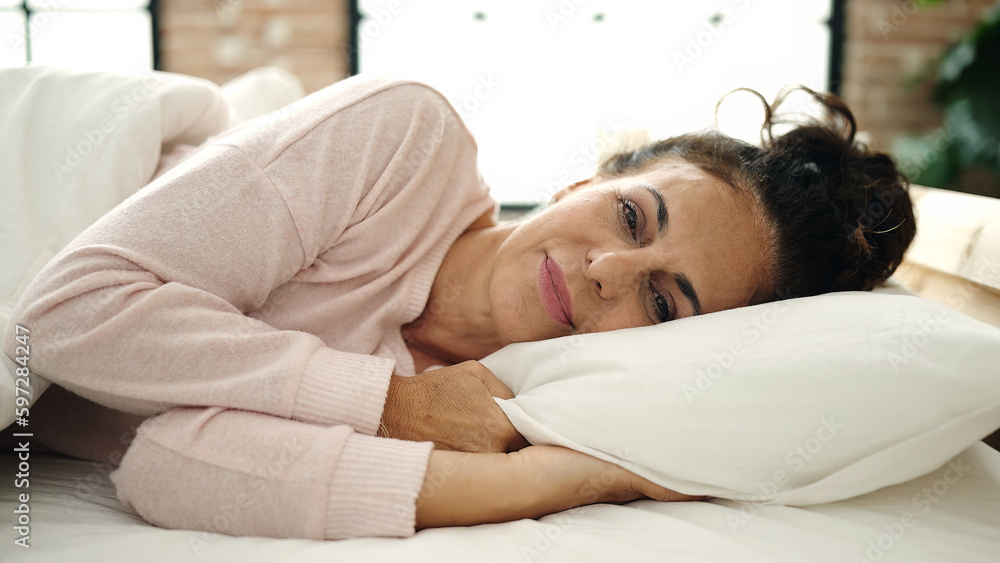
[2,76,486,435]
[110,406,434,540]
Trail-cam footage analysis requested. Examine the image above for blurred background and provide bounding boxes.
[1,0,997,203]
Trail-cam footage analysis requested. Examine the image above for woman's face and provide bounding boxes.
[488,158,771,343]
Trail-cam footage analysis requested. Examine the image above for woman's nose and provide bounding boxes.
[585,249,642,299]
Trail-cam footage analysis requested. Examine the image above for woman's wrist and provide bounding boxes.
[414,446,643,529]
[414,450,510,529]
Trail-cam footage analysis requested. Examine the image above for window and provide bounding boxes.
[357,0,834,204]
[0,0,26,66]
[1,0,154,73]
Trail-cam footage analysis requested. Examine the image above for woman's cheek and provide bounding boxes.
[490,284,532,342]
[578,305,645,334]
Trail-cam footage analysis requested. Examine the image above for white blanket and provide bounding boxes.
[0,66,234,428]
[3,443,999,561]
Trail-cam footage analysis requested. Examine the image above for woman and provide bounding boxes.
[4,75,914,539]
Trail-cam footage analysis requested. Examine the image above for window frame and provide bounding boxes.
[1,0,159,69]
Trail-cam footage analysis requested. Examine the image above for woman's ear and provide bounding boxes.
[551,177,599,203]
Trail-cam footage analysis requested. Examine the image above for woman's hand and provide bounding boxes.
[415,445,703,529]
[508,445,700,505]
[380,361,529,453]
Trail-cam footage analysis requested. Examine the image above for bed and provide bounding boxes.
[2,67,999,562]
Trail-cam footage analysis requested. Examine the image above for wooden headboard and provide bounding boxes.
[894,263,1000,329]
[896,185,1000,330]
[898,185,1000,450]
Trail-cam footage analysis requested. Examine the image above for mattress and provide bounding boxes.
[2,442,999,562]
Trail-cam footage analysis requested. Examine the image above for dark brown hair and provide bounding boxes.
[598,86,916,304]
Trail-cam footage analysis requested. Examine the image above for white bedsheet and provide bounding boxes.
[2,442,998,562]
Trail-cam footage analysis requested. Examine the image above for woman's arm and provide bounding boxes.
[3,76,490,431]
[3,76,498,538]
[416,446,699,529]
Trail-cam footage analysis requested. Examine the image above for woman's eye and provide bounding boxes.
[651,287,671,323]
[620,198,639,239]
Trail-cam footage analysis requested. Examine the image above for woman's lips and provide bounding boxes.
[538,255,574,327]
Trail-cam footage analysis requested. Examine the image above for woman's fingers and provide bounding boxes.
[636,481,707,503]
[460,360,515,400]
[529,446,705,505]
[626,471,707,503]
[380,362,525,453]
[506,432,531,452]
[456,361,528,451]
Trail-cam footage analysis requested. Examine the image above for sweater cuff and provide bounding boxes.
[292,347,395,433]
[325,432,433,539]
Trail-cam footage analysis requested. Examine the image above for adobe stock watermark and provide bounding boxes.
[889,254,1000,371]
[877,0,935,40]
[681,297,790,404]
[61,414,168,516]
[727,417,844,532]
[520,447,633,561]
[340,1,403,66]
[898,123,958,180]
[15,290,110,372]
[213,0,242,23]
[885,305,950,371]
[947,255,1000,310]
[672,0,751,73]
[51,73,164,182]
[7,0,70,54]
[533,116,628,205]
[521,513,574,561]
[544,0,590,30]
[188,435,309,554]
[851,456,970,562]
[453,75,501,122]
[393,457,459,521]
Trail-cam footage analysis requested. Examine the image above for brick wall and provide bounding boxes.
[841,0,997,151]
[158,0,350,94]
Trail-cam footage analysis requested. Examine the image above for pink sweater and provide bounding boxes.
[4,76,496,539]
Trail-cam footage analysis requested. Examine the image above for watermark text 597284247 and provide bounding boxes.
[12,323,33,549]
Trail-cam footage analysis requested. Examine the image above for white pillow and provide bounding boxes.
[220,66,306,124]
[480,292,1000,506]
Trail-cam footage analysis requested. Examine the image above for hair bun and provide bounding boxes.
[752,86,915,297]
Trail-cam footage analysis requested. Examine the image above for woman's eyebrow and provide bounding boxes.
[639,184,667,233]
[674,273,702,316]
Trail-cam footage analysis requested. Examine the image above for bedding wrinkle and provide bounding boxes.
[3,75,495,539]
